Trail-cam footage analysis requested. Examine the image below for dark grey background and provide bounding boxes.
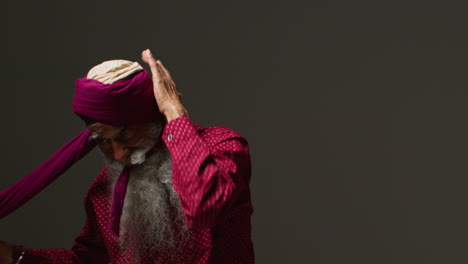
[1,1,468,263]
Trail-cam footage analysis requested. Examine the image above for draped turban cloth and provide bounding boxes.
[0,60,162,235]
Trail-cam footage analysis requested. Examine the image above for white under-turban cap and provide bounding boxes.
[87,59,144,84]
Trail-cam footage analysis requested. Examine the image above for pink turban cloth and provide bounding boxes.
[0,62,161,236]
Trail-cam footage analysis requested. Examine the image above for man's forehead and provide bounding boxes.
[88,123,122,136]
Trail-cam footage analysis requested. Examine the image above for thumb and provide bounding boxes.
[142,49,162,81]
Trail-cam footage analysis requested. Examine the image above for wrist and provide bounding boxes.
[11,245,24,264]
[163,104,188,122]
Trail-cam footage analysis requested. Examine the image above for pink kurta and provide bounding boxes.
[13,116,255,263]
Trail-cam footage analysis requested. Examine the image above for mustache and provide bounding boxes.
[105,142,155,170]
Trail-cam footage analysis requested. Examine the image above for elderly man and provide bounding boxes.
[0,49,254,264]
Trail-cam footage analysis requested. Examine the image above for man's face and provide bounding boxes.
[88,123,157,165]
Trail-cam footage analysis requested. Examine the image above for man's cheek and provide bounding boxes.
[98,144,114,159]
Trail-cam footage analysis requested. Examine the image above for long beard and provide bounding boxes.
[106,145,190,261]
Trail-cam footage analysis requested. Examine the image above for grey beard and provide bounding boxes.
[106,145,190,261]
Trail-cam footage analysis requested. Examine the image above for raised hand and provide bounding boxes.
[141,49,188,122]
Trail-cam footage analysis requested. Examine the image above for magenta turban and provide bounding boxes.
[0,66,161,236]
[73,70,160,126]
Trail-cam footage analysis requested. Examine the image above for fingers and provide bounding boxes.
[141,49,175,83]
[156,60,174,81]
[141,49,155,67]
[141,50,148,63]
[141,49,180,94]
[142,49,162,84]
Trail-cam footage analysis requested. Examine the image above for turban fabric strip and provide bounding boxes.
[0,66,160,236]
[0,130,95,218]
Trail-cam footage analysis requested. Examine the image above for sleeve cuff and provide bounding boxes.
[11,244,25,263]
[162,115,199,148]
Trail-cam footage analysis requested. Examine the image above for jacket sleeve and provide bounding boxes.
[11,175,110,264]
[162,116,251,228]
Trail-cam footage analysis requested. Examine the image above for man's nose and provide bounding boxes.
[111,141,131,163]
